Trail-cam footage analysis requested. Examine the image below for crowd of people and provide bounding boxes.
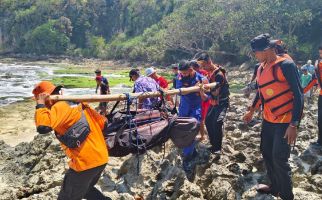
[31,33,322,200]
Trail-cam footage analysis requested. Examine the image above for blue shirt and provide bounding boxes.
[175,72,206,107]
[100,76,109,94]
[303,64,315,75]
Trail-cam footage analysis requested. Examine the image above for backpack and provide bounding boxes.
[169,117,200,148]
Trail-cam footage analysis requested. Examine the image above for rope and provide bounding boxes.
[123,90,174,175]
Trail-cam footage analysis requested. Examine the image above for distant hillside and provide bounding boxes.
[0,0,321,64]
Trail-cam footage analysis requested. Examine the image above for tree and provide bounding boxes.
[24,20,70,54]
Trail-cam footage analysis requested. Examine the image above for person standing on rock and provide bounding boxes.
[175,60,208,181]
[243,34,304,200]
[300,67,312,104]
[95,69,111,95]
[189,60,210,141]
[303,45,322,147]
[33,81,111,200]
[197,53,230,155]
[95,69,110,116]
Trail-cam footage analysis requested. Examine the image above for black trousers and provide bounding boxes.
[318,95,322,144]
[58,164,109,200]
[205,103,228,152]
[261,120,293,200]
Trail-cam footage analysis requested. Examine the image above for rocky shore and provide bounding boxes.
[0,69,321,200]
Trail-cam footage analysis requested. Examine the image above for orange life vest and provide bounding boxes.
[208,65,229,106]
[257,56,294,123]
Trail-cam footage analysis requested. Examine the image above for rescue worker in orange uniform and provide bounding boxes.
[243,34,303,200]
[33,81,110,200]
[303,45,322,147]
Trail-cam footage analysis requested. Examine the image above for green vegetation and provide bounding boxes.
[54,68,94,75]
[52,77,96,88]
[230,82,246,94]
[52,76,132,88]
[49,63,134,89]
[1,0,321,64]
[23,20,70,54]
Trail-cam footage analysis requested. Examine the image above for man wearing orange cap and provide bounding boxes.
[32,81,110,200]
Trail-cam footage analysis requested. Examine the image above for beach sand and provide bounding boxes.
[0,100,37,146]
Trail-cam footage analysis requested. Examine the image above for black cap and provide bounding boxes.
[178,60,190,71]
[129,69,140,77]
[251,33,276,52]
[196,52,210,62]
[95,69,101,73]
[189,60,200,68]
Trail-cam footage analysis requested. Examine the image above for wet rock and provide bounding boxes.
[119,193,135,200]
[300,149,319,165]
[309,174,322,192]
[238,122,249,131]
[231,129,242,138]
[176,180,203,199]
[234,141,248,151]
[311,160,322,175]
[233,151,247,163]
[225,123,237,131]
[227,163,240,174]
[204,179,234,200]
[293,188,322,200]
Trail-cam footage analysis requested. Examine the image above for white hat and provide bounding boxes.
[307,60,312,64]
[145,67,155,76]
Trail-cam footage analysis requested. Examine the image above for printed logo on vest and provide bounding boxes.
[266,88,274,96]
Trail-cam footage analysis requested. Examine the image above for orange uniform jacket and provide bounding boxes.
[35,101,108,172]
